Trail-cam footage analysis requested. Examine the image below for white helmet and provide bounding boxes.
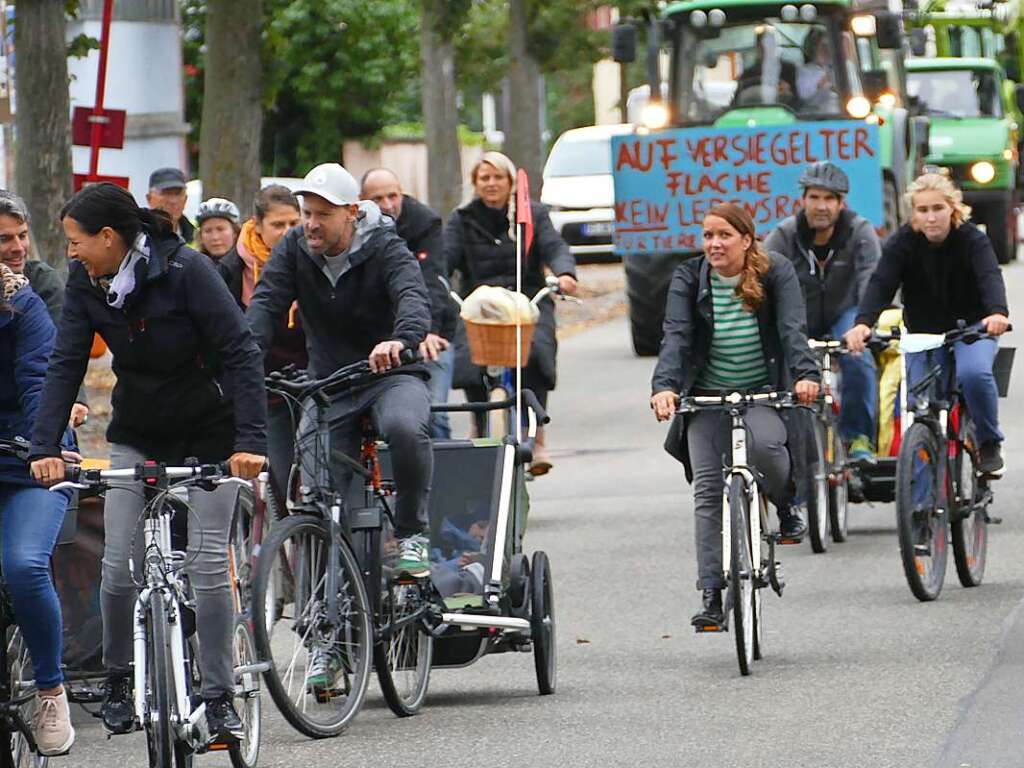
[196,197,241,225]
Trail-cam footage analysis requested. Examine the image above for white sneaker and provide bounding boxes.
[34,688,75,756]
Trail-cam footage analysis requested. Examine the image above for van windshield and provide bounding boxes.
[545,137,614,177]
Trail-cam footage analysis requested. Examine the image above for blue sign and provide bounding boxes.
[611,121,883,255]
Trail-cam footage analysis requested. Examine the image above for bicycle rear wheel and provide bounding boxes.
[251,515,372,739]
[828,432,849,543]
[951,415,987,588]
[375,580,433,716]
[729,476,756,675]
[806,419,830,554]
[896,422,948,601]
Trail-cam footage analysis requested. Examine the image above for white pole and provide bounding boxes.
[515,220,523,445]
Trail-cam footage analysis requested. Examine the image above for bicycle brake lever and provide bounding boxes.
[49,481,90,492]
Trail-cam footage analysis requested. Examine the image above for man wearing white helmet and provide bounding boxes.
[247,165,433,672]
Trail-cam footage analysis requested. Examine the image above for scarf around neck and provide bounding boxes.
[237,218,271,307]
[98,233,150,310]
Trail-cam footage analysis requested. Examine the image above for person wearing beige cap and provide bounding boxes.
[247,164,434,693]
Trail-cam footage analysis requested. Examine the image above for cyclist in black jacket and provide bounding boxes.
[246,164,434,606]
[28,183,266,744]
[846,172,1010,476]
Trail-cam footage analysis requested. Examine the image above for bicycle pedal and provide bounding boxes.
[693,623,727,634]
[776,536,802,546]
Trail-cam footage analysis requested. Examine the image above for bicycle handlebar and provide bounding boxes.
[677,390,796,413]
[429,389,550,424]
[49,462,243,493]
[266,348,421,400]
[0,437,30,461]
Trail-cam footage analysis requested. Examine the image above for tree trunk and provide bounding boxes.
[199,0,262,219]
[420,0,462,220]
[506,0,544,198]
[14,0,73,279]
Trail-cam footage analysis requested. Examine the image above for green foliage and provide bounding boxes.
[63,0,99,59]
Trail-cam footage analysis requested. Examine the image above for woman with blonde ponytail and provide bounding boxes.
[650,203,820,628]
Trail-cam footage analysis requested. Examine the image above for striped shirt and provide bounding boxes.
[695,271,770,390]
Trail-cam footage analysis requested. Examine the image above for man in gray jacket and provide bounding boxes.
[764,161,881,459]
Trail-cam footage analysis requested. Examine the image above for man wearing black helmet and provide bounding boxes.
[764,161,882,459]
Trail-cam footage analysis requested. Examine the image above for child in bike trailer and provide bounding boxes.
[651,204,820,629]
[845,172,1010,477]
[0,263,77,755]
[28,183,267,745]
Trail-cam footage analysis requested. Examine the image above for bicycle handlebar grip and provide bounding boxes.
[399,347,421,365]
[64,464,81,484]
[521,389,550,424]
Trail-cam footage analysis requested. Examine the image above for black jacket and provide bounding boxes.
[24,260,88,406]
[856,222,1009,333]
[30,233,267,463]
[653,254,819,480]
[396,195,455,340]
[246,217,431,379]
[763,209,881,338]
[444,198,576,297]
[216,247,308,374]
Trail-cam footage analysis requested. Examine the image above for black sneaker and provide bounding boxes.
[979,441,1005,478]
[205,694,244,744]
[691,589,725,629]
[101,671,135,735]
[778,506,807,542]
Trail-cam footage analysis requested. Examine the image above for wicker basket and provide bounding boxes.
[464,319,536,367]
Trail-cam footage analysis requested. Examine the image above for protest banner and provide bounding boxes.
[611,121,884,254]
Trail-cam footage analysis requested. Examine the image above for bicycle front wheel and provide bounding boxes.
[896,422,948,601]
[5,626,45,768]
[375,580,433,716]
[951,415,987,588]
[806,419,830,554]
[729,475,756,675]
[146,591,191,768]
[228,617,261,768]
[251,515,372,739]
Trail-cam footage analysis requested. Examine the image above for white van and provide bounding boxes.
[541,123,635,261]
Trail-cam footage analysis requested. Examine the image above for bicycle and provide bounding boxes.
[52,461,264,768]
[0,437,51,768]
[677,391,794,676]
[251,355,437,739]
[894,323,1008,602]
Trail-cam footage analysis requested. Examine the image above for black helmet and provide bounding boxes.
[799,161,849,195]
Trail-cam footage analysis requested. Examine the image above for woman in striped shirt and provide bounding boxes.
[651,203,820,629]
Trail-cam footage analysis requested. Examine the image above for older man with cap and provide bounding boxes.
[764,161,881,459]
[146,167,194,243]
[0,189,89,427]
[247,164,433,661]
[360,168,455,438]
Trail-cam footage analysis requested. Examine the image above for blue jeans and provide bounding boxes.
[906,337,1003,445]
[831,307,877,443]
[0,484,67,688]
[428,348,454,440]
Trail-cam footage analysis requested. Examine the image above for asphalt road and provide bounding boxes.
[68,261,1024,768]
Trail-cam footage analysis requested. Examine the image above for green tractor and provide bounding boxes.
[612,0,929,356]
[905,1,1024,263]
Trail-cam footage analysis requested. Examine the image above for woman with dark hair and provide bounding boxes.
[216,184,303,514]
[444,151,577,475]
[650,203,819,628]
[0,264,77,755]
[27,182,266,744]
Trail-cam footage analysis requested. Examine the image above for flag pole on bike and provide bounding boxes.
[515,169,535,445]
